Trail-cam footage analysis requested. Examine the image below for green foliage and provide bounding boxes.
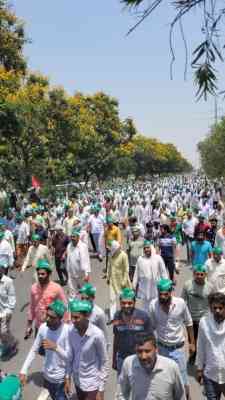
[198,119,225,178]
[0,1,192,191]
[0,0,28,73]
[122,0,225,100]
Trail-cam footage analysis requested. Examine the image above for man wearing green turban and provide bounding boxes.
[65,300,108,399]
[149,278,195,398]
[181,264,209,364]
[112,285,152,398]
[24,258,67,340]
[79,283,109,347]
[20,299,69,400]
[133,239,168,312]
[21,232,51,273]
[208,250,225,294]
[66,227,91,298]
[88,205,105,262]
[205,246,225,281]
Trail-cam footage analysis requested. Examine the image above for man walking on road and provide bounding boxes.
[149,278,195,399]
[0,262,17,360]
[205,246,225,281]
[112,288,152,399]
[119,333,186,400]
[133,240,167,311]
[66,228,91,298]
[196,292,225,399]
[51,225,69,286]
[0,231,14,274]
[25,259,67,338]
[181,264,209,364]
[79,283,109,347]
[20,299,69,400]
[65,299,109,400]
[21,234,51,272]
[107,241,131,323]
[158,224,177,282]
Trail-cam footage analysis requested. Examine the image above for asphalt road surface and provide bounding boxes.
[3,247,207,400]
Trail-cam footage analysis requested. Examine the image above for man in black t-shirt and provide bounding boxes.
[112,288,152,376]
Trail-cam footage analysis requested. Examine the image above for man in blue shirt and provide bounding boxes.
[191,231,212,266]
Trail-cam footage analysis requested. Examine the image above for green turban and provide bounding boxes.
[71,228,81,237]
[0,375,22,400]
[79,283,96,297]
[32,233,41,241]
[48,299,67,317]
[106,215,113,224]
[193,264,207,273]
[69,299,93,314]
[36,259,52,272]
[16,214,23,222]
[157,278,173,292]
[0,260,8,269]
[120,287,136,300]
[213,247,223,255]
[143,239,152,247]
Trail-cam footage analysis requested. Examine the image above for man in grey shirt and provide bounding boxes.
[119,333,185,400]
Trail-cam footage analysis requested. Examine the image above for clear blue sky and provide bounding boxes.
[14,0,225,165]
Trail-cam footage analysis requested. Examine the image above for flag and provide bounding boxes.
[31,176,42,189]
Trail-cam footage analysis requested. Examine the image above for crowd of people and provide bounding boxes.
[0,174,225,399]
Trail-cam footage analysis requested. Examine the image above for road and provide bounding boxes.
[3,247,206,400]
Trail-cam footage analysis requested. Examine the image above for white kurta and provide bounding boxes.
[133,254,168,310]
[66,240,91,297]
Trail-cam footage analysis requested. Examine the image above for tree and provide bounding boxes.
[198,119,225,178]
[0,71,50,190]
[0,0,28,73]
[121,0,225,100]
[65,92,137,183]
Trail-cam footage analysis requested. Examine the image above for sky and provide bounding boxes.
[13,0,225,166]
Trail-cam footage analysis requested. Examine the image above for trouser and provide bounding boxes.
[0,313,17,358]
[185,236,193,264]
[162,257,175,281]
[75,386,98,400]
[43,379,67,400]
[55,258,68,284]
[109,286,118,321]
[92,233,101,255]
[203,376,225,400]
[116,354,126,400]
[189,321,199,363]
[89,233,97,252]
[175,243,182,270]
[68,275,84,298]
[129,265,135,282]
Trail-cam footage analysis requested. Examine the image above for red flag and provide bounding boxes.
[32,176,42,188]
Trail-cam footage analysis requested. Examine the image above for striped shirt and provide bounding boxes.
[159,235,176,258]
